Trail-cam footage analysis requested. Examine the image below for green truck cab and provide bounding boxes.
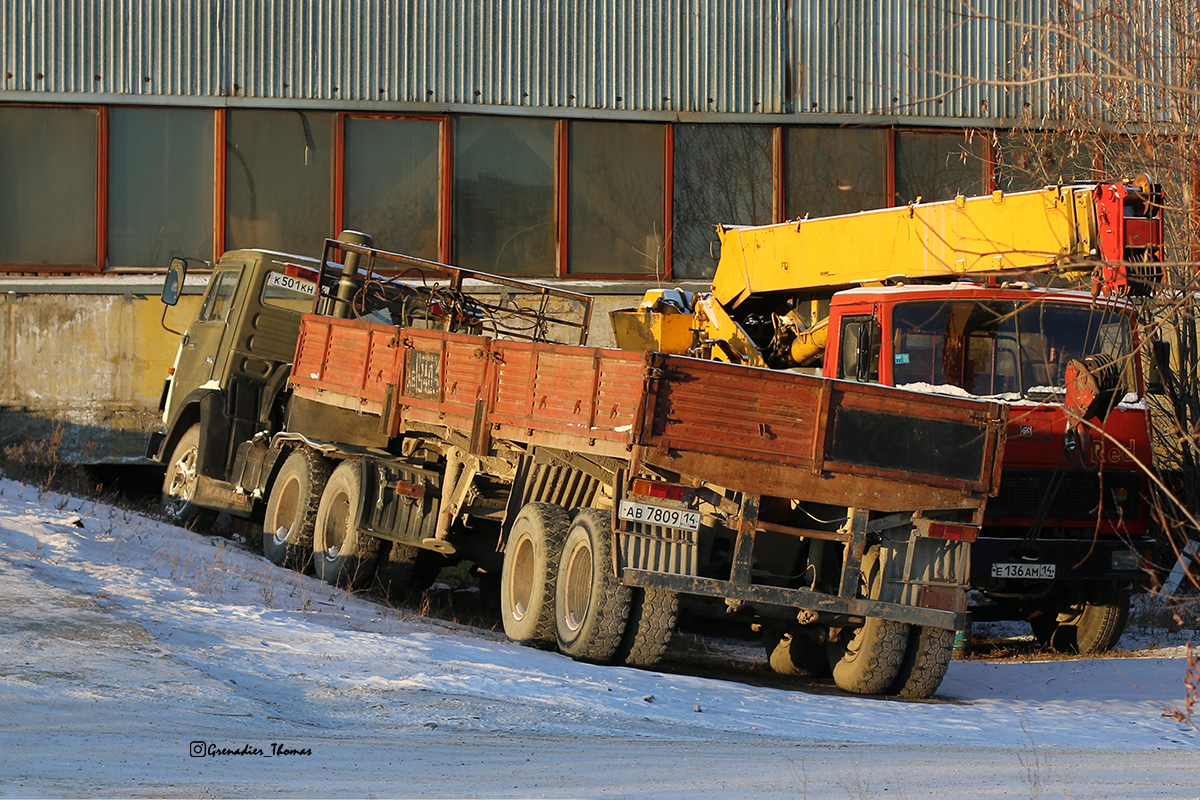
[148,248,324,524]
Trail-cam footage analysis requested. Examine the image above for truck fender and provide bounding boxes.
[259,363,293,427]
[158,395,207,467]
[198,391,233,479]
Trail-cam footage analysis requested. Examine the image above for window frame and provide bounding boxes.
[0,103,105,272]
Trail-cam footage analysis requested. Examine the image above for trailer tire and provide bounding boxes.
[313,460,379,590]
[765,629,830,677]
[262,449,330,571]
[888,626,955,699]
[827,546,909,695]
[615,587,678,668]
[161,424,217,530]
[376,542,442,603]
[500,502,570,646]
[555,508,631,662]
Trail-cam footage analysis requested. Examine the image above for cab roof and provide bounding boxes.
[830,281,1134,310]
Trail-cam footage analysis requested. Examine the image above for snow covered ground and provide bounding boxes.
[0,477,1197,799]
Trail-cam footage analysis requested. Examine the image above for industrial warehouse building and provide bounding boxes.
[0,0,1091,459]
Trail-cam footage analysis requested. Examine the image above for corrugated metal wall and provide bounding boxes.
[1,0,223,97]
[792,0,1049,120]
[1,0,1050,120]
[224,0,786,112]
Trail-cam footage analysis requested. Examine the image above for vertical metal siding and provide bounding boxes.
[793,0,1054,120]
[1,0,220,98]
[3,0,1068,120]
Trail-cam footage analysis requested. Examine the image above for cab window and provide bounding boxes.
[837,315,880,382]
[260,261,319,313]
[198,270,239,323]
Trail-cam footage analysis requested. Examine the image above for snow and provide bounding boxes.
[1,478,1198,798]
[896,384,1150,411]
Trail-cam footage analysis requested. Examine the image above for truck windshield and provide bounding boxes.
[890,299,1134,400]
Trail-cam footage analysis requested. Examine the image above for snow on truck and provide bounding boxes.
[613,176,1166,654]
[150,234,1006,698]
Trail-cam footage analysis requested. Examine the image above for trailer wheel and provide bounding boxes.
[554,508,631,662]
[262,449,330,571]
[827,546,909,695]
[615,587,678,668]
[376,542,442,603]
[500,503,570,646]
[161,424,216,529]
[313,460,379,590]
[764,629,830,677]
[888,626,955,699]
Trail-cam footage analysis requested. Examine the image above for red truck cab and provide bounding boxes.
[824,281,1154,651]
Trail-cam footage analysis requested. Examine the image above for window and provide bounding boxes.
[344,116,441,260]
[569,121,665,275]
[109,107,214,268]
[787,127,888,218]
[260,263,318,313]
[225,109,334,255]
[0,106,98,266]
[199,270,239,323]
[891,299,1134,398]
[673,125,773,279]
[454,116,556,276]
[996,134,1097,190]
[838,315,880,382]
[895,131,987,204]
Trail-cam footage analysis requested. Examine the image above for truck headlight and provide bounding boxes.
[1111,550,1139,571]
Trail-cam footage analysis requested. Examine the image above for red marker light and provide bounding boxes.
[284,263,320,282]
[926,522,978,542]
[630,478,686,502]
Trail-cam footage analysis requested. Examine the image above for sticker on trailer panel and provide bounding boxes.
[405,350,441,399]
[894,353,911,364]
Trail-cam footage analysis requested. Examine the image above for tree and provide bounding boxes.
[953,0,1200,620]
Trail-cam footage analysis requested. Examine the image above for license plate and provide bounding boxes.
[618,499,701,531]
[991,562,1056,579]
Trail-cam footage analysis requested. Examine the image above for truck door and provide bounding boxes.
[169,265,243,421]
[837,314,880,383]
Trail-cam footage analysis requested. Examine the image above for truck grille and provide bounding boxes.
[988,469,1139,520]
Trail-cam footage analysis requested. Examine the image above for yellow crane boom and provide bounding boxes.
[613,178,1162,368]
[712,185,1100,310]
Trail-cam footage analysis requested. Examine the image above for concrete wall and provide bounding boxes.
[0,276,672,463]
[0,278,202,462]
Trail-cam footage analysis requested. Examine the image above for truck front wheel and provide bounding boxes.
[827,546,909,695]
[1033,583,1130,654]
[500,502,570,646]
[161,424,216,529]
[554,508,631,662]
[764,628,829,677]
[313,460,379,590]
[376,542,442,603]
[262,449,330,571]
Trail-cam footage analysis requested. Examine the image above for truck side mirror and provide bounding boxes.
[162,257,187,306]
[1148,339,1171,394]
